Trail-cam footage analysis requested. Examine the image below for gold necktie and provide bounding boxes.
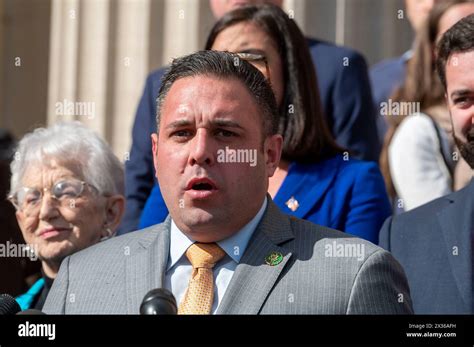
[178,242,226,315]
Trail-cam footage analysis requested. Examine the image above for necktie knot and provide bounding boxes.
[186,242,226,269]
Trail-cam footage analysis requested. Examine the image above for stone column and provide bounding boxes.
[47,0,152,159]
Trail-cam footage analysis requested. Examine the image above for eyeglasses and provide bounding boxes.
[8,179,99,214]
[234,52,271,86]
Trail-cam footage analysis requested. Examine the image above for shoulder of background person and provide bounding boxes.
[314,153,381,180]
[386,179,471,235]
[370,54,407,78]
[391,112,438,149]
[306,36,366,60]
[145,67,168,92]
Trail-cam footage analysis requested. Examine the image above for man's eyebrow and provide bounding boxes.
[164,119,244,130]
[451,89,473,99]
[165,119,192,129]
[211,119,244,129]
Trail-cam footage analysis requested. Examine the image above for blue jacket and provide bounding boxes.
[379,179,473,314]
[139,155,391,244]
[119,38,378,235]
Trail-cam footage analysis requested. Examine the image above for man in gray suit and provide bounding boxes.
[44,50,412,314]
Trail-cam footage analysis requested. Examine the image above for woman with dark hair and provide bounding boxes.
[205,4,341,165]
[139,4,390,243]
[380,0,474,212]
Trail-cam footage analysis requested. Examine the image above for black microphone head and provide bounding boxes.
[0,294,21,315]
[140,288,177,315]
[16,309,46,315]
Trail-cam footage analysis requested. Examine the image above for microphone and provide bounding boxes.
[17,309,46,315]
[140,288,177,315]
[0,294,21,315]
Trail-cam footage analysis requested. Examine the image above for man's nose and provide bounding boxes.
[188,129,215,166]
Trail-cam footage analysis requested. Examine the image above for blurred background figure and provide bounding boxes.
[9,122,125,310]
[122,0,378,234]
[380,0,474,212]
[379,14,474,313]
[139,4,391,244]
[0,128,41,296]
[370,0,437,140]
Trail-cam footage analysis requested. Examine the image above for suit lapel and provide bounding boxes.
[437,180,473,311]
[125,218,171,314]
[217,199,294,314]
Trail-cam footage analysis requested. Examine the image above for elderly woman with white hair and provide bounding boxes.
[9,121,125,311]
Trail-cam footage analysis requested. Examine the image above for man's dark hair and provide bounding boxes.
[156,50,279,139]
[436,14,474,89]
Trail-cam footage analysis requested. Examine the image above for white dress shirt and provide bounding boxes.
[164,197,267,313]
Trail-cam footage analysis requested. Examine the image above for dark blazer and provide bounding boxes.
[379,179,473,314]
[369,53,409,140]
[120,38,377,234]
[139,155,391,244]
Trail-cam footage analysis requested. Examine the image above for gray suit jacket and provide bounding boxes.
[44,200,413,314]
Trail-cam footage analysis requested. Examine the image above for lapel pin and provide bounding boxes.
[286,196,299,212]
[265,251,283,266]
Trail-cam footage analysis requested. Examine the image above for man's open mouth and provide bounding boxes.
[186,177,218,191]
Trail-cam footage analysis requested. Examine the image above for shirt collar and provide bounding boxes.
[168,197,268,270]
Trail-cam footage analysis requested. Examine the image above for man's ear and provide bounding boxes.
[151,133,159,179]
[103,195,125,236]
[264,134,283,177]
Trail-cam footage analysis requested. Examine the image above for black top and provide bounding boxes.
[31,270,54,310]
